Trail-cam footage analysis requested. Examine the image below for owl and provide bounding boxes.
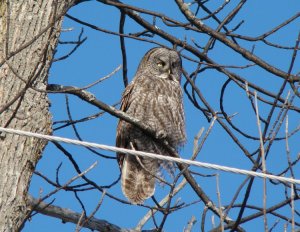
[116,47,186,204]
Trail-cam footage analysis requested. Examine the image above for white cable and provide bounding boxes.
[0,126,299,185]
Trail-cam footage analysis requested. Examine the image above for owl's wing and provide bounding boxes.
[116,82,135,168]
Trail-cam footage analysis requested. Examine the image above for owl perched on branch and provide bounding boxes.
[116,47,186,204]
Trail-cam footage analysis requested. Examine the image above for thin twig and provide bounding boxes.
[216,174,224,232]
[183,215,197,232]
[27,195,131,232]
[291,183,295,232]
[135,178,187,230]
[254,91,268,231]
[26,162,98,221]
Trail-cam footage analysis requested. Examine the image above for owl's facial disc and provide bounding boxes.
[155,57,175,80]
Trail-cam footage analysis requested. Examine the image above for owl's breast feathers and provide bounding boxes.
[116,75,185,164]
[116,48,185,204]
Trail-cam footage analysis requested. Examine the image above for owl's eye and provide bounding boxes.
[156,61,165,67]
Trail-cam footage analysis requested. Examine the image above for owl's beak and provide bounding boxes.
[167,66,176,81]
[168,61,174,75]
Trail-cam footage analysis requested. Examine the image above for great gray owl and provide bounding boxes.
[116,47,186,204]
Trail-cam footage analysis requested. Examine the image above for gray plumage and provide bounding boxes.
[116,47,186,204]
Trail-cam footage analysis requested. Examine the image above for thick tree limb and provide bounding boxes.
[28,196,141,232]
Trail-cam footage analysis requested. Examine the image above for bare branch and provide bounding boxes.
[183,215,197,232]
[27,196,132,232]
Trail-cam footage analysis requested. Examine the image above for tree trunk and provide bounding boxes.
[0,1,73,231]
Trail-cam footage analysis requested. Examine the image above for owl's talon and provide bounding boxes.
[156,130,167,140]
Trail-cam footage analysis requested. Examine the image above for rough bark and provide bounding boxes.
[0,1,74,231]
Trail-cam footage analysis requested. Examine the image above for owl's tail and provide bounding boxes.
[121,154,158,204]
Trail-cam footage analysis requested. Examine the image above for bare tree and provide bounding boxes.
[0,1,299,231]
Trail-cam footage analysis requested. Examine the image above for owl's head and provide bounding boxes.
[136,47,182,82]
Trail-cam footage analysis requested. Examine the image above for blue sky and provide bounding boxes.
[24,1,299,231]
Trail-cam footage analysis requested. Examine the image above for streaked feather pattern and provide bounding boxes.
[116,47,186,204]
